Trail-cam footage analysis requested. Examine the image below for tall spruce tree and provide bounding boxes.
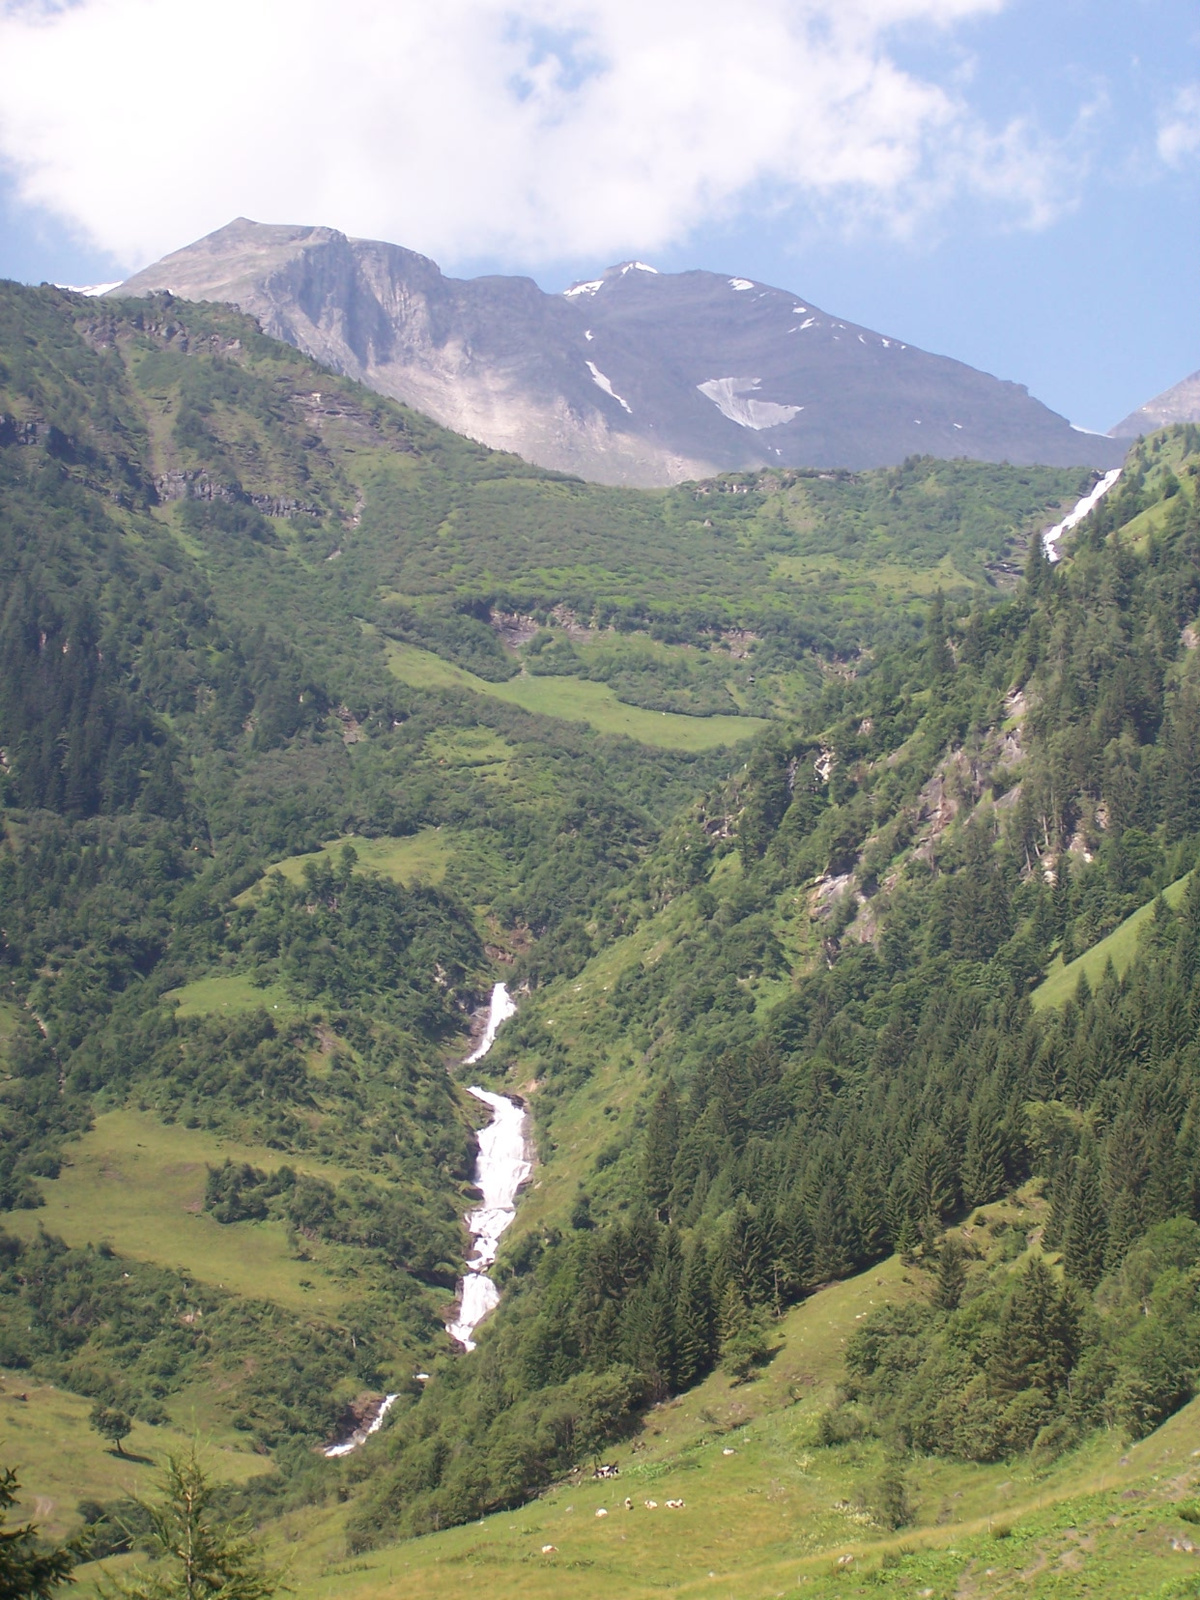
[0,1467,77,1600]
[673,1245,717,1391]
[989,1258,1080,1401]
[1062,1154,1107,1290]
[642,1083,680,1220]
[933,1236,968,1311]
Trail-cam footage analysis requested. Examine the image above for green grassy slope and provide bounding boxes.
[3,1111,361,1314]
[160,1222,1200,1600]
[0,1380,267,1544]
[1032,871,1194,1009]
[385,641,767,748]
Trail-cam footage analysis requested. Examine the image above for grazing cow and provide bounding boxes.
[541,1545,557,1554]
[665,1499,685,1509]
[595,1508,608,1518]
[644,1500,658,1510]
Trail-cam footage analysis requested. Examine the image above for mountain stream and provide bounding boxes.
[1042,467,1122,563]
[446,983,530,1351]
[323,983,526,1454]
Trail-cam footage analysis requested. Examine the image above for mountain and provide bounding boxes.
[114,218,1124,486]
[1110,366,1200,437]
[9,278,1200,1599]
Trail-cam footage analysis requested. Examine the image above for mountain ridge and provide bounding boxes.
[1111,365,1200,437]
[114,217,1124,485]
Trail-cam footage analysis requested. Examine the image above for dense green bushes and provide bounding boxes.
[0,1226,422,1448]
[843,1218,1200,1460]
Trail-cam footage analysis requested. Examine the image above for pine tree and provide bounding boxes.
[850,1164,890,1265]
[642,1083,680,1220]
[1061,1155,1106,1290]
[925,589,953,680]
[906,1131,957,1225]
[933,1236,967,1311]
[105,1447,279,1600]
[1024,526,1050,595]
[1053,861,1072,947]
[962,1095,1008,1208]
[672,1246,717,1391]
[1174,871,1200,987]
[717,1281,768,1383]
[1103,1188,1143,1274]
[771,1200,815,1308]
[812,1181,854,1280]
[989,1257,1079,1401]
[1163,683,1200,842]
[0,1466,77,1599]
[896,1214,920,1266]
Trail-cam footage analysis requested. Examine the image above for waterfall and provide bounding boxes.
[446,985,530,1350]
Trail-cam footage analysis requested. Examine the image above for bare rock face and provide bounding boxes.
[115,218,1124,485]
[1110,370,1200,438]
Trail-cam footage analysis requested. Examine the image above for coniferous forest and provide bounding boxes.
[3,280,1200,1596]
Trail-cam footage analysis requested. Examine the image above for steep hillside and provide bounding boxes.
[308,423,1200,1560]
[114,219,1124,484]
[4,279,1200,1599]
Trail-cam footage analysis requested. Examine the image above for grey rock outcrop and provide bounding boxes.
[115,218,1124,485]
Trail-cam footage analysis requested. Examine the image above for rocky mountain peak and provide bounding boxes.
[113,218,1124,485]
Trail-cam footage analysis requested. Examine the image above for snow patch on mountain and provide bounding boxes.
[55,281,122,296]
[728,278,755,291]
[698,376,801,430]
[587,361,632,413]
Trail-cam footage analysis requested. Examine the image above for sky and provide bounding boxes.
[0,0,1196,433]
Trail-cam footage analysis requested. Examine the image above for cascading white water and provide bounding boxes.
[1042,468,1122,563]
[322,987,525,1453]
[447,984,530,1351]
[464,981,517,1063]
[323,1392,400,1459]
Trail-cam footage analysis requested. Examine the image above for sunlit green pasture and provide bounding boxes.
[228,1226,1200,1600]
[1032,871,1192,1009]
[3,1110,355,1314]
[0,1378,267,1543]
[236,828,452,906]
[385,641,768,749]
[164,972,301,1020]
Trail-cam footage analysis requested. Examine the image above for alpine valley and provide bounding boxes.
[3,275,1200,1600]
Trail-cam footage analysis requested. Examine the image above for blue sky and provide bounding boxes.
[0,0,1196,433]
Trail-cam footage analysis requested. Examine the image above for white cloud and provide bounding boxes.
[0,0,1071,272]
[1158,83,1200,167]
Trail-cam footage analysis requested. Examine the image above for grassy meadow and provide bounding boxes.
[236,828,452,905]
[163,972,302,1021]
[0,1378,268,1543]
[69,1210,1192,1600]
[1032,870,1193,1009]
[3,1110,357,1315]
[385,641,769,749]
